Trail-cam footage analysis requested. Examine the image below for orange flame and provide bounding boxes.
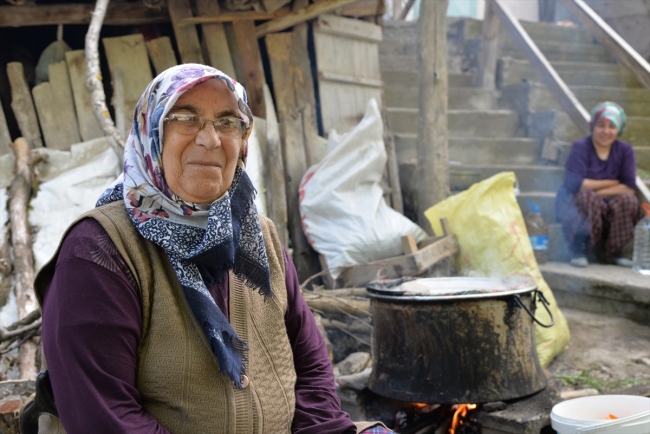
[449,404,477,434]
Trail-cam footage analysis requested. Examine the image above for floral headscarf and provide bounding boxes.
[97,64,270,388]
[589,101,627,136]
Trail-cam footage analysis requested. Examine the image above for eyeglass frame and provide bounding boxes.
[161,112,251,139]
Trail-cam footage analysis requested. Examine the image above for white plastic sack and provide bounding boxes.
[30,144,120,271]
[299,99,427,278]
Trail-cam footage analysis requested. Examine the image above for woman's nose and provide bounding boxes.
[195,123,222,149]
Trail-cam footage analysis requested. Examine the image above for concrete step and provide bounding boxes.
[388,108,523,137]
[381,70,475,88]
[449,164,565,192]
[393,136,540,165]
[385,86,498,110]
[497,58,644,88]
[500,41,613,63]
[529,111,650,147]
[540,262,650,326]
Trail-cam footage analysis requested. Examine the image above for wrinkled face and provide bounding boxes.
[592,117,618,150]
[162,78,245,204]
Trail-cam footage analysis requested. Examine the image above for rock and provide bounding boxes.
[335,352,371,376]
[337,367,372,391]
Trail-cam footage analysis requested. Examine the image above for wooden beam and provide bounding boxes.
[0,3,168,27]
[492,0,591,133]
[176,7,290,26]
[557,0,650,90]
[232,20,266,118]
[416,0,449,232]
[195,0,237,79]
[65,50,104,142]
[476,0,500,89]
[168,0,204,64]
[255,0,358,38]
[336,0,385,18]
[7,62,42,149]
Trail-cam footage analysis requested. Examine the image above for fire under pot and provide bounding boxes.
[367,277,554,404]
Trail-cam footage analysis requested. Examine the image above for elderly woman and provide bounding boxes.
[555,101,642,267]
[34,64,388,433]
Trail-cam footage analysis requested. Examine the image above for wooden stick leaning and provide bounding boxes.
[85,0,125,156]
[8,138,39,380]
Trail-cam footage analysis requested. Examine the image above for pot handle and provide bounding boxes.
[513,290,555,328]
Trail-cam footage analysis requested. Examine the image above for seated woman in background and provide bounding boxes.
[555,101,643,268]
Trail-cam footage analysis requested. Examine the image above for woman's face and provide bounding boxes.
[592,117,618,150]
[162,78,245,204]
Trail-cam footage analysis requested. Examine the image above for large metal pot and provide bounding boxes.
[367,277,553,404]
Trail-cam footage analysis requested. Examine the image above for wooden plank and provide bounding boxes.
[336,0,384,18]
[0,3,169,27]
[266,31,319,282]
[262,84,289,248]
[65,50,103,142]
[168,0,204,64]
[315,13,383,42]
[176,8,289,26]
[401,235,418,255]
[32,81,79,150]
[0,104,11,156]
[146,37,178,75]
[195,0,236,79]
[336,234,459,288]
[233,20,266,118]
[258,0,292,14]
[557,0,650,90]
[492,0,591,133]
[48,61,81,147]
[476,0,500,89]
[255,0,358,38]
[318,71,382,88]
[7,62,42,149]
[102,34,153,128]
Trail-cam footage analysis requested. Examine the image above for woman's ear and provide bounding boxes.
[239,139,248,164]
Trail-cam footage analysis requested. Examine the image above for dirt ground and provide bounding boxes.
[546,307,650,396]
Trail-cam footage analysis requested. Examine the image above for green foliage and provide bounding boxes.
[555,370,648,392]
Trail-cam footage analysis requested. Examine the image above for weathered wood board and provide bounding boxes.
[146,37,178,75]
[7,62,43,149]
[313,14,383,134]
[266,30,320,281]
[102,34,153,127]
[33,61,82,150]
[65,50,103,142]
[232,20,266,118]
[0,103,10,156]
[195,0,236,79]
[168,0,204,64]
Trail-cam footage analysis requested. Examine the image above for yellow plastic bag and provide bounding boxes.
[424,172,570,367]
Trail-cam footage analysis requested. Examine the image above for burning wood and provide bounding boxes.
[450,404,478,434]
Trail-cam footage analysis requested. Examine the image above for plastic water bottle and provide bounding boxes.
[524,200,549,264]
[632,203,650,275]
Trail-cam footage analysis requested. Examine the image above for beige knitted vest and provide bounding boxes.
[35,201,296,433]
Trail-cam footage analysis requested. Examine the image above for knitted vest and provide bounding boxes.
[35,201,296,433]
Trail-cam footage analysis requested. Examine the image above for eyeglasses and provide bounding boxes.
[163,112,250,139]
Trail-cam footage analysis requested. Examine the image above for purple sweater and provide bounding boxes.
[563,136,637,194]
[41,218,357,434]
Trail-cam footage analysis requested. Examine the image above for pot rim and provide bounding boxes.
[366,276,537,301]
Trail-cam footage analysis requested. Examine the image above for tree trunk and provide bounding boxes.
[416,0,449,232]
[9,138,38,380]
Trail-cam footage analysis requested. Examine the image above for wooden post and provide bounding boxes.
[168,0,204,64]
[266,31,320,282]
[146,37,178,75]
[476,0,499,89]
[8,138,38,380]
[195,0,237,79]
[7,63,43,149]
[232,20,266,118]
[416,0,449,232]
[0,104,11,156]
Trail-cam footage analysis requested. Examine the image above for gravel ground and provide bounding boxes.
[546,307,650,396]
